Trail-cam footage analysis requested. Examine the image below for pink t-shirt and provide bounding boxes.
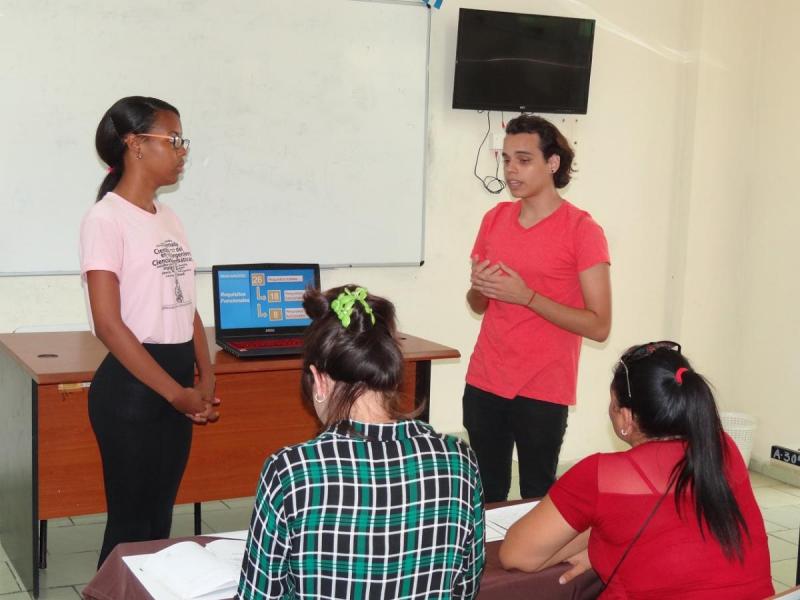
[549,435,773,599]
[79,192,196,344]
[466,200,609,404]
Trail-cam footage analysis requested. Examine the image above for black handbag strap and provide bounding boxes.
[599,471,675,592]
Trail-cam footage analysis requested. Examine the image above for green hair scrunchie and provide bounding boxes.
[330,287,376,328]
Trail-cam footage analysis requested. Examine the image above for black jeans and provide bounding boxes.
[89,341,194,567]
[463,384,568,502]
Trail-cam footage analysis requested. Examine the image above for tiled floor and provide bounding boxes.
[0,472,797,598]
[0,499,254,599]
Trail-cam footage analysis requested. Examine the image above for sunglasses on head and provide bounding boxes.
[617,340,682,398]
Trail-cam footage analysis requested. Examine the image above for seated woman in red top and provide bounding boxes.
[499,341,773,599]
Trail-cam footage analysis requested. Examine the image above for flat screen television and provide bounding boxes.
[453,9,595,114]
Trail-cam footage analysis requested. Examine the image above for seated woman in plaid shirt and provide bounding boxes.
[238,285,486,600]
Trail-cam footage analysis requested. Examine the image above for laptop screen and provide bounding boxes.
[213,263,320,336]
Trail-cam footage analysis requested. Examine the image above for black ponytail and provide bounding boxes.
[611,347,748,561]
[97,168,124,202]
[94,96,180,201]
[671,369,748,561]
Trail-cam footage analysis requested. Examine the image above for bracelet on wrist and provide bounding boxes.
[526,289,537,307]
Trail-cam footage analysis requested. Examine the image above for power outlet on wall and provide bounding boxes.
[490,132,505,151]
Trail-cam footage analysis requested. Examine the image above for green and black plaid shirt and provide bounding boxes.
[238,419,485,599]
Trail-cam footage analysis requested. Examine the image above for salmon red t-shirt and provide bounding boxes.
[466,200,609,404]
[79,192,196,344]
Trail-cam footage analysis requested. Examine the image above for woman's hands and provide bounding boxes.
[170,386,206,415]
[170,375,220,424]
[558,548,593,585]
[190,374,220,424]
[499,496,581,573]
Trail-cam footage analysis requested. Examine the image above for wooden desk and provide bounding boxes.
[0,329,458,597]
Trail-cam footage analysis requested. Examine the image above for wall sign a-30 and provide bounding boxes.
[772,445,800,467]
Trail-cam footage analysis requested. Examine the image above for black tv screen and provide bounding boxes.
[453,9,595,114]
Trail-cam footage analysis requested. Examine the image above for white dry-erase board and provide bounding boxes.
[0,0,429,274]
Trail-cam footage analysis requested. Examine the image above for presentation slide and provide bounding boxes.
[217,269,314,329]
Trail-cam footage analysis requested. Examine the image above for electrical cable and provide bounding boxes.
[473,111,505,194]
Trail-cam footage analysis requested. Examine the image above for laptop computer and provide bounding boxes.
[212,263,321,358]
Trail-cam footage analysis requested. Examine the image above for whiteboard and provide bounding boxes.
[0,0,429,274]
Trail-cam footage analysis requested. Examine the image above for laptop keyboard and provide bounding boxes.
[229,338,304,350]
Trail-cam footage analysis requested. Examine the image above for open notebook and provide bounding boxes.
[123,539,246,600]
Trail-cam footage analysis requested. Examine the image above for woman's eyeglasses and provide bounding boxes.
[138,133,190,150]
[617,340,681,398]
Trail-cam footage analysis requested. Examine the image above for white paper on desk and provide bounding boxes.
[123,539,246,600]
[485,522,507,543]
[485,501,539,542]
[124,555,185,600]
[204,539,247,567]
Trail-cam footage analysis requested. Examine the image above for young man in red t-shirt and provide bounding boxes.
[465,114,611,502]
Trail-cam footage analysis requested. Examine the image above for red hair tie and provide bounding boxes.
[107,166,114,173]
[675,367,689,384]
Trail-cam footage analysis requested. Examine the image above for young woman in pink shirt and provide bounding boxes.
[465,114,612,502]
[79,96,219,567]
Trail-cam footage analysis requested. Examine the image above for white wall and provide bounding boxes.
[658,0,800,480]
[733,0,800,476]
[8,0,794,467]
[676,0,762,409]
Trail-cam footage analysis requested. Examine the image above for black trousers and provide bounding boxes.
[463,383,568,502]
[89,341,194,568]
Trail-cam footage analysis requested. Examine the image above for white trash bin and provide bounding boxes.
[719,412,758,467]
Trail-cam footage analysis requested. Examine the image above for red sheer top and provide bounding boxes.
[549,434,773,599]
